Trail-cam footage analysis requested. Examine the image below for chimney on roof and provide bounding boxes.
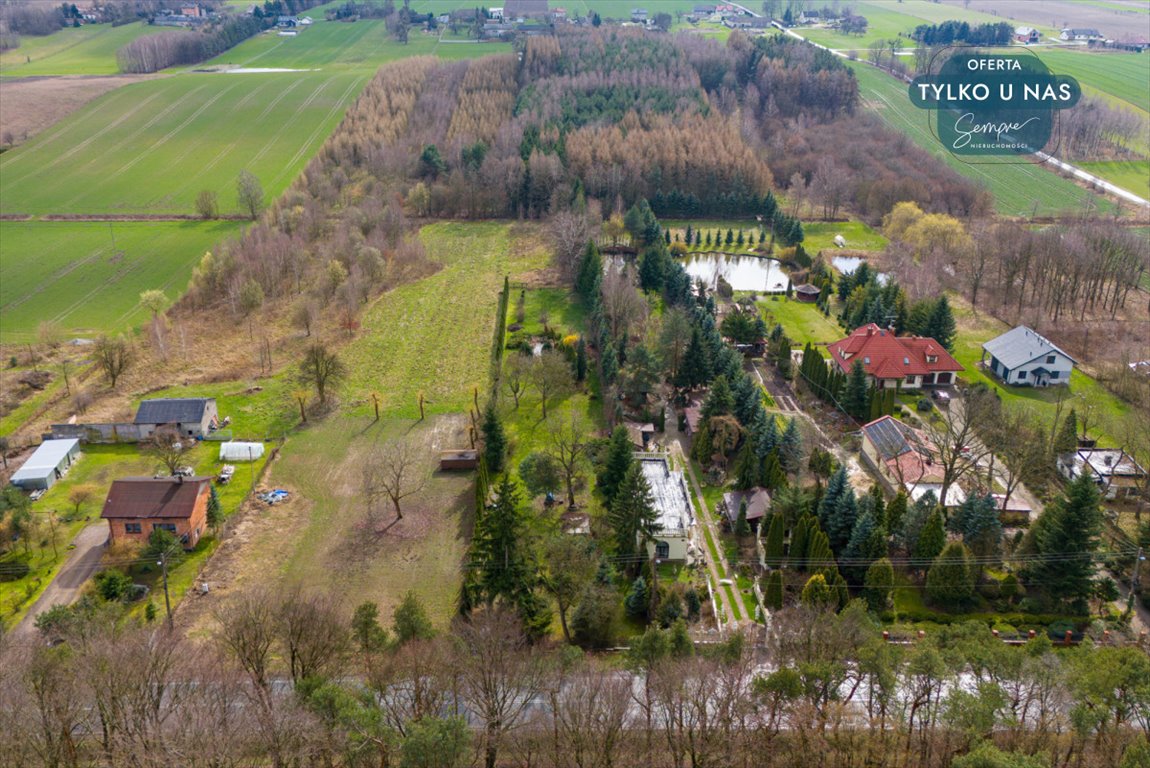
[866,326,875,337]
[176,474,183,484]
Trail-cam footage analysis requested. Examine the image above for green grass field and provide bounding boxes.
[0,22,183,76]
[0,220,241,343]
[801,0,1057,51]
[201,19,510,71]
[1078,160,1150,200]
[1032,48,1150,115]
[849,61,1114,217]
[758,296,845,346]
[802,220,888,252]
[0,71,366,215]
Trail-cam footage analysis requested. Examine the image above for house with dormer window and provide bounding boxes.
[826,324,964,390]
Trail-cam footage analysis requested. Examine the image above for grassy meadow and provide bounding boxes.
[0,22,182,76]
[1032,48,1150,115]
[848,61,1115,217]
[0,71,366,215]
[0,220,241,343]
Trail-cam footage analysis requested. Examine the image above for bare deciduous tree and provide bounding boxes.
[363,438,428,523]
[298,344,346,405]
[146,426,194,476]
[95,334,132,389]
[529,351,574,420]
[504,353,530,409]
[545,413,589,508]
[275,589,350,685]
[456,610,551,768]
[922,387,998,506]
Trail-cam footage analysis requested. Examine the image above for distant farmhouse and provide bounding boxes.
[981,326,1074,387]
[504,0,550,19]
[827,324,963,390]
[135,398,219,439]
[1014,26,1040,44]
[1061,28,1104,41]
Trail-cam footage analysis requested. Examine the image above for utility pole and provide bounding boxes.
[159,548,173,630]
[1133,547,1145,594]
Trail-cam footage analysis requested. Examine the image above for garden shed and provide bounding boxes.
[9,439,81,491]
[219,441,264,462]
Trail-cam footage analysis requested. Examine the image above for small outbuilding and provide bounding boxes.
[720,487,771,530]
[9,438,81,491]
[794,283,821,303]
[439,449,479,471]
[624,421,656,450]
[135,397,218,439]
[218,441,264,462]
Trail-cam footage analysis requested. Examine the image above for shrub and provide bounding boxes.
[0,560,31,582]
[94,568,133,602]
[916,398,933,413]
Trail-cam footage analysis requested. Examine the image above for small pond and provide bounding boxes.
[831,255,889,285]
[679,252,790,293]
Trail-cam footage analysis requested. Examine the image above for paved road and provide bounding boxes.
[9,523,107,641]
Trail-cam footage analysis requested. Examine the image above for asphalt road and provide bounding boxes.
[9,523,107,641]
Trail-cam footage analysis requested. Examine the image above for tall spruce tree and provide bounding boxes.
[472,475,532,604]
[608,463,659,572]
[702,374,734,419]
[818,464,849,531]
[597,425,633,507]
[764,513,785,567]
[827,487,859,555]
[926,541,974,608]
[924,295,957,351]
[675,326,711,389]
[1054,408,1079,456]
[950,492,1002,568]
[778,417,803,475]
[914,508,947,564]
[843,360,870,419]
[1025,473,1102,612]
[481,403,507,474]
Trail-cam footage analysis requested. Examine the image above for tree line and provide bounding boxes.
[2,585,1148,767]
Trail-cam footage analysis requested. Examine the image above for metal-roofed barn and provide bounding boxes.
[134,398,218,438]
[9,438,81,491]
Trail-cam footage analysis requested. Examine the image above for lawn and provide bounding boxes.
[200,19,511,71]
[848,61,1115,218]
[0,220,242,343]
[0,71,367,215]
[802,220,888,253]
[1078,160,1150,200]
[800,0,1057,52]
[759,296,844,346]
[1031,48,1150,115]
[949,297,1139,451]
[0,440,271,630]
[0,22,183,76]
[174,222,552,633]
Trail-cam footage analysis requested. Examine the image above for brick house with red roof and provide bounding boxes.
[827,323,963,390]
[101,476,211,549]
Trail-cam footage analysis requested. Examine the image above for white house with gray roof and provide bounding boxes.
[638,455,697,563]
[980,326,1074,387]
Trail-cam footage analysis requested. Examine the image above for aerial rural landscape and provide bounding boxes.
[0,0,1148,765]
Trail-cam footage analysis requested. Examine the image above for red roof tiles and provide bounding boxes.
[827,324,963,381]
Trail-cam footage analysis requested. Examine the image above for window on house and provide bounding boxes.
[1049,371,1059,380]
[153,523,177,533]
[905,376,915,384]
[926,355,937,363]
[655,542,670,560]
[124,523,142,534]
[1046,355,1056,364]
[1018,371,1027,380]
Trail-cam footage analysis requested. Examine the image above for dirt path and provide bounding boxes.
[9,522,106,641]
[663,407,745,629]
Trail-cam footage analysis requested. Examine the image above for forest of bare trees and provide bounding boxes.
[2,595,1147,768]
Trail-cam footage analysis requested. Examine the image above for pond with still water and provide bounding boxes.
[680,252,790,293]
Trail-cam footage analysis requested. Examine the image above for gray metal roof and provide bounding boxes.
[981,326,1075,370]
[10,439,79,482]
[134,398,213,425]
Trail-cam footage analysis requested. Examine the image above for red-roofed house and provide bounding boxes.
[101,476,211,549]
[827,324,963,390]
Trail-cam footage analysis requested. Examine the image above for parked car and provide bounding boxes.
[931,390,951,406]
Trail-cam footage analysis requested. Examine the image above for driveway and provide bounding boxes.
[9,523,107,641]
